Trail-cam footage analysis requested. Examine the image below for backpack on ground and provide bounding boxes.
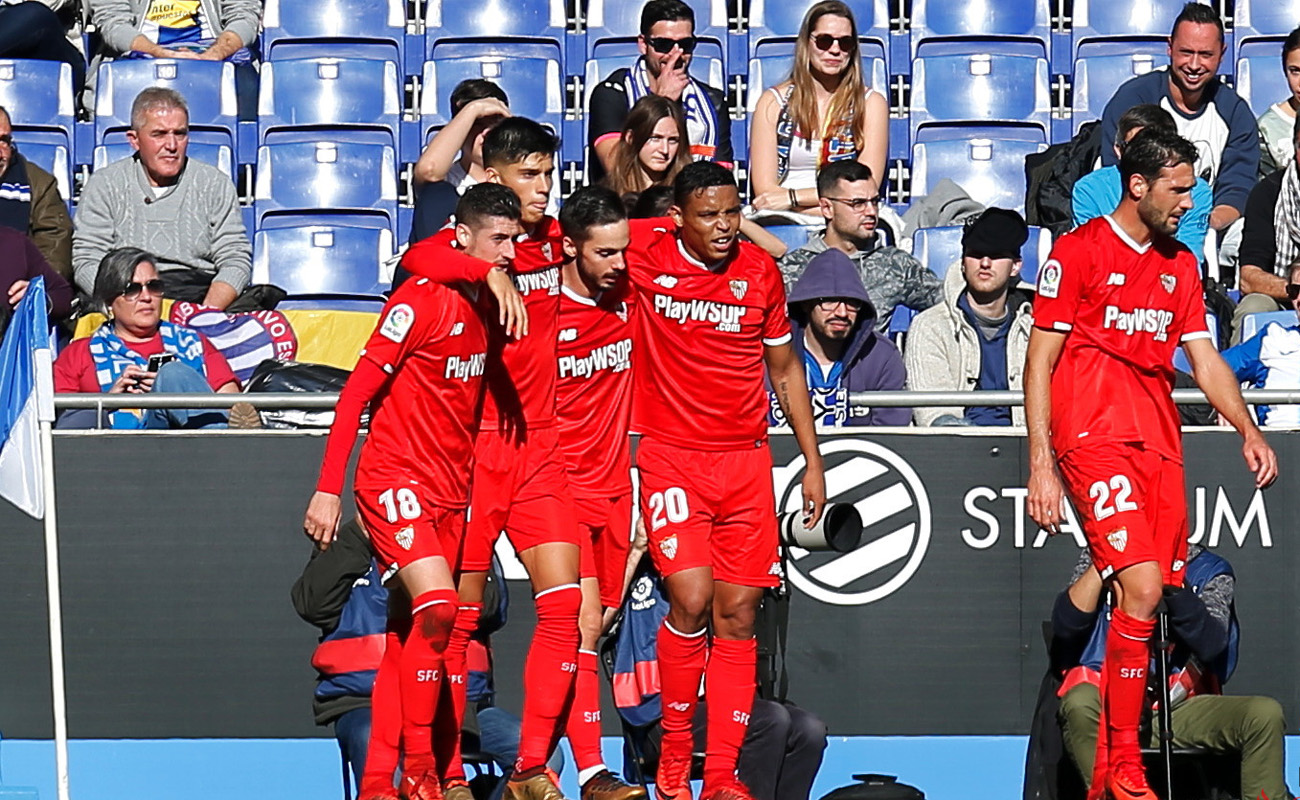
[819,774,926,800]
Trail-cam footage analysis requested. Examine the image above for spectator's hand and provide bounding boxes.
[1027,465,1068,535]
[304,491,342,550]
[801,460,826,529]
[486,267,528,339]
[647,49,690,101]
[7,279,29,308]
[1242,431,1278,488]
[162,48,203,60]
[751,189,792,212]
[468,97,511,122]
[108,365,156,394]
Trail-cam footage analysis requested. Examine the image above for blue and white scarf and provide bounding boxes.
[625,60,720,161]
[87,321,206,428]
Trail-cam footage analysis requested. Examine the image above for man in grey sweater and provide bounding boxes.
[73,87,251,309]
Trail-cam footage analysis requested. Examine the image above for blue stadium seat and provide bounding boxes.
[1072,0,1212,60]
[756,222,818,254]
[1172,312,1219,372]
[253,141,399,235]
[910,0,1051,58]
[425,0,565,42]
[1235,44,1290,120]
[261,0,408,68]
[1071,44,1169,131]
[1234,0,1300,46]
[0,60,75,156]
[909,43,1051,139]
[1240,311,1295,344]
[421,45,564,141]
[19,142,72,204]
[258,57,402,150]
[910,130,1047,212]
[911,224,1052,283]
[93,59,238,160]
[585,0,729,72]
[93,142,235,180]
[253,225,394,297]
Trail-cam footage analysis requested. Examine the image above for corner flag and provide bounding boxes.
[0,276,55,518]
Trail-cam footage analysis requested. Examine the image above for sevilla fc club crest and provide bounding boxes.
[616,303,629,323]
[1160,273,1177,294]
[395,526,415,551]
[542,242,554,261]
[1107,527,1128,553]
[660,534,678,561]
[729,279,748,300]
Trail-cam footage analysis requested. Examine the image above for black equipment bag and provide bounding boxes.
[819,774,925,800]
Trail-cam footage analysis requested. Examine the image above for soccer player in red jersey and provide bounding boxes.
[302,184,528,800]
[1025,129,1277,800]
[552,186,646,800]
[624,162,826,800]
[402,118,585,800]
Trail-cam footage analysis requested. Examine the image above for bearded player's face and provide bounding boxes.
[1137,161,1195,237]
[671,184,742,264]
[576,220,631,291]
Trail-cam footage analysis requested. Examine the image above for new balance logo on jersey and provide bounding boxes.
[449,322,464,336]
[653,274,679,288]
[559,327,578,342]
[557,339,633,379]
[1102,306,1175,342]
[515,267,560,296]
[445,353,487,381]
[1107,273,1126,286]
[653,294,744,333]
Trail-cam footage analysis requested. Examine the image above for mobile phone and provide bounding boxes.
[147,353,177,372]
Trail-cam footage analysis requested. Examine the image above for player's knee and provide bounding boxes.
[412,600,457,652]
[787,706,828,753]
[712,596,758,639]
[667,583,713,632]
[1058,684,1101,733]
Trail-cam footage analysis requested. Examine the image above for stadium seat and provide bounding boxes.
[1239,311,1295,344]
[910,130,1047,213]
[1235,44,1289,120]
[93,59,238,160]
[261,0,408,72]
[910,224,1052,283]
[421,45,564,139]
[253,140,399,235]
[425,0,565,42]
[1071,0,1209,57]
[584,0,729,73]
[1070,44,1169,132]
[19,142,72,205]
[909,43,1051,139]
[258,57,402,150]
[0,60,75,157]
[253,225,393,297]
[910,0,1050,59]
[1234,0,1300,46]
[1172,312,1219,372]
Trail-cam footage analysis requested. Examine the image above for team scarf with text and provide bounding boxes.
[625,59,720,160]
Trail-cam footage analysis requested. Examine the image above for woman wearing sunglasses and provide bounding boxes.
[53,246,257,429]
[605,95,693,198]
[748,0,889,215]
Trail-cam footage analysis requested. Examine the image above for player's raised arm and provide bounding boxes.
[1183,337,1278,488]
[765,340,826,527]
[1025,327,1069,534]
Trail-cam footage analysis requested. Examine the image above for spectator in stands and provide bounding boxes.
[1232,115,1300,341]
[1074,104,1213,258]
[587,0,733,183]
[1053,547,1291,800]
[87,0,260,116]
[413,78,511,191]
[53,247,259,429]
[1099,2,1256,234]
[604,95,692,198]
[778,161,939,331]
[905,208,1033,427]
[1257,27,1300,177]
[748,0,889,215]
[0,226,72,324]
[0,0,85,93]
[1221,258,1300,426]
[773,249,908,427]
[73,87,251,311]
[0,106,73,279]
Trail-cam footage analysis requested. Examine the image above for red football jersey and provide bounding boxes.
[1033,216,1211,463]
[625,218,792,450]
[329,277,487,506]
[555,282,635,497]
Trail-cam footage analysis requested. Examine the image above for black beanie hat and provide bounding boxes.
[961,207,1029,259]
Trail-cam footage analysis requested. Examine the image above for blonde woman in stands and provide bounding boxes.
[748,0,888,215]
[604,95,693,198]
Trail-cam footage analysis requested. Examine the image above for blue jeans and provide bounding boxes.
[57,361,229,430]
[334,707,372,794]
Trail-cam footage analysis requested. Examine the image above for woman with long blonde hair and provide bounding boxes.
[748,0,889,213]
[605,94,694,197]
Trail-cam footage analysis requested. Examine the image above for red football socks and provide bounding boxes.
[359,628,404,795]
[1102,609,1155,772]
[565,649,606,776]
[515,584,581,772]
[435,601,482,782]
[657,619,709,765]
[703,636,757,790]
[400,588,460,775]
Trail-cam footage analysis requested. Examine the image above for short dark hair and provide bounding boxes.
[482,117,558,170]
[1171,2,1223,43]
[640,0,694,37]
[630,185,675,218]
[672,160,736,209]
[560,185,627,241]
[455,182,522,229]
[1116,104,1177,145]
[450,79,508,116]
[93,247,157,313]
[815,160,874,198]
[1119,128,1199,186]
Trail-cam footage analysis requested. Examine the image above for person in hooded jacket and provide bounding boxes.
[905,207,1034,427]
[768,248,909,427]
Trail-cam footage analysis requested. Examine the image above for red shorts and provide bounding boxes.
[1058,442,1188,585]
[636,438,780,588]
[575,493,634,608]
[354,477,467,578]
[462,425,579,572]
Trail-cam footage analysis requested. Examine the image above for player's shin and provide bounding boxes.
[361,628,406,795]
[515,583,582,773]
[400,589,460,775]
[1103,609,1157,771]
[656,619,709,763]
[565,648,607,782]
[435,602,482,783]
[702,636,758,791]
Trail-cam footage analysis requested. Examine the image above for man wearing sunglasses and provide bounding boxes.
[1221,259,1300,426]
[587,0,732,183]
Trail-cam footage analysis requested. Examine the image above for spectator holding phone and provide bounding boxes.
[53,246,260,429]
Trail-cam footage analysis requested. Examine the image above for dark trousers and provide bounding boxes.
[0,2,86,93]
[393,180,460,289]
[693,700,828,800]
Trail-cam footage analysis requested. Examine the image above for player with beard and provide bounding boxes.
[623,161,825,800]
[1026,128,1277,800]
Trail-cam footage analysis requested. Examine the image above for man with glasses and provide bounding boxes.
[587,0,733,183]
[778,160,940,332]
[0,105,73,280]
[1221,258,1300,426]
[1232,115,1300,342]
[905,208,1034,427]
[773,248,908,427]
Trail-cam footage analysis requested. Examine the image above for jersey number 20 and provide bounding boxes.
[648,487,689,531]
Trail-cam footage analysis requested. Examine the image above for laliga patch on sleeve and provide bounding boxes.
[380,303,416,343]
[1038,259,1062,299]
